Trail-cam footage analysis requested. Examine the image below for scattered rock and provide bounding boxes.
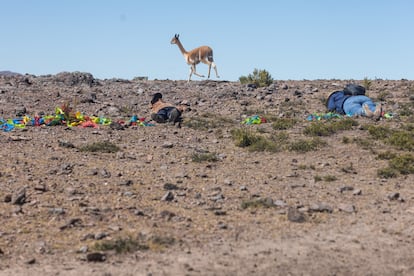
[339,186,354,193]
[309,203,333,213]
[217,222,228,229]
[11,187,26,205]
[58,140,76,148]
[25,258,36,265]
[86,252,106,262]
[34,183,47,192]
[338,204,356,213]
[387,192,400,201]
[119,180,133,186]
[163,183,179,190]
[353,189,362,195]
[48,208,65,215]
[161,191,174,201]
[160,210,176,220]
[274,200,288,208]
[60,218,82,230]
[4,194,12,203]
[214,210,227,216]
[94,232,108,240]
[162,142,174,148]
[109,121,125,130]
[77,246,89,254]
[287,207,306,223]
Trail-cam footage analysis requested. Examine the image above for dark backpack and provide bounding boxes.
[344,84,366,96]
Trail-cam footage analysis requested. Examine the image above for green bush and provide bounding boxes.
[230,128,281,152]
[387,131,414,151]
[367,125,391,140]
[239,68,273,87]
[304,118,358,137]
[271,118,297,130]
[241,198,274,209]
[389,154,414,174]
[191,152,218,162]
[378,153,414,178]
[362,77,372,90]
[288,138,326,152]
[93,237,148,254]
[183,113,234,130]
[377,168,397,178]
[79,141,120,153]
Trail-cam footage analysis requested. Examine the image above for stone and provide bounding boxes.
[287,207,306,223]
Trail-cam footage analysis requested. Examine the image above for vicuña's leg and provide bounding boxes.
[207,64,211,78]
[212,62,219,78]
[191,64,204,78]
[188,67,193,82]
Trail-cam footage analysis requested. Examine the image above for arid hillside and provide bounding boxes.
[1,73,413,275]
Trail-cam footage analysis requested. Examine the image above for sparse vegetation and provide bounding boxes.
[314,175,323,182]
[352,137,374,150]
[148,235,176,251]
[239,68,273,87]
[241,198,274,209]
[230,128,282,152]
[79,141,120,153]
[93,234,176,254]
[368,125,414,151]
[231,128,259,148]
[288,137,326,152]
[387,131,414,151]
[93,237,149,254]
[377,167,398,178]
[377,151,397,160]
[367,125,392,140]
[304,118,358,136]
[377,90,389,101]
[377,153,414,177]
[341,163,356,174]
[398,103,414,117]
[271,117,297,130]
[388,154,414,174]
[323,175,338,182]
[191,152,219,162]
[362,77,372,90]
[314,175,338,182]
[184,113,234,130]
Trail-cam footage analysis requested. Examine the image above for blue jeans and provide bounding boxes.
[343,95,376,116]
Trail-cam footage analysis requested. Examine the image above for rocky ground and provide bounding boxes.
[0,72,413,276]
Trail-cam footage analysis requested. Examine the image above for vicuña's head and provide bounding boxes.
[170,34,179,44]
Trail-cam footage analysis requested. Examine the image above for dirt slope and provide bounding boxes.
[1,73,413,275]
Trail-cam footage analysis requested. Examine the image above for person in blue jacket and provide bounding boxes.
[326,84,382,119]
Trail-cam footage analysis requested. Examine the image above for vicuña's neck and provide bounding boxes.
[175,40,187,55]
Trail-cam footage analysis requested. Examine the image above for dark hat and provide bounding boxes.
[151,93,162,104]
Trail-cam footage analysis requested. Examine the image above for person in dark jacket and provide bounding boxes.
[326,85,382,119]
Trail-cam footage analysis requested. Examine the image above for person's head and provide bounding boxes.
[151,93,163,104]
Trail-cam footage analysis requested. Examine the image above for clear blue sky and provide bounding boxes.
[1,0,413,81]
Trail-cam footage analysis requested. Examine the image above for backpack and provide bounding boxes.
[344,84,366,96]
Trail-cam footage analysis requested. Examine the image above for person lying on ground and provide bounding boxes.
[326,84,383,119]
[149,93,186,125]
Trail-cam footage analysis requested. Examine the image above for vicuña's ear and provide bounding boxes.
[175,34,179,39]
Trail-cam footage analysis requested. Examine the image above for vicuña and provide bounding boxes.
[171,34,219,81]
